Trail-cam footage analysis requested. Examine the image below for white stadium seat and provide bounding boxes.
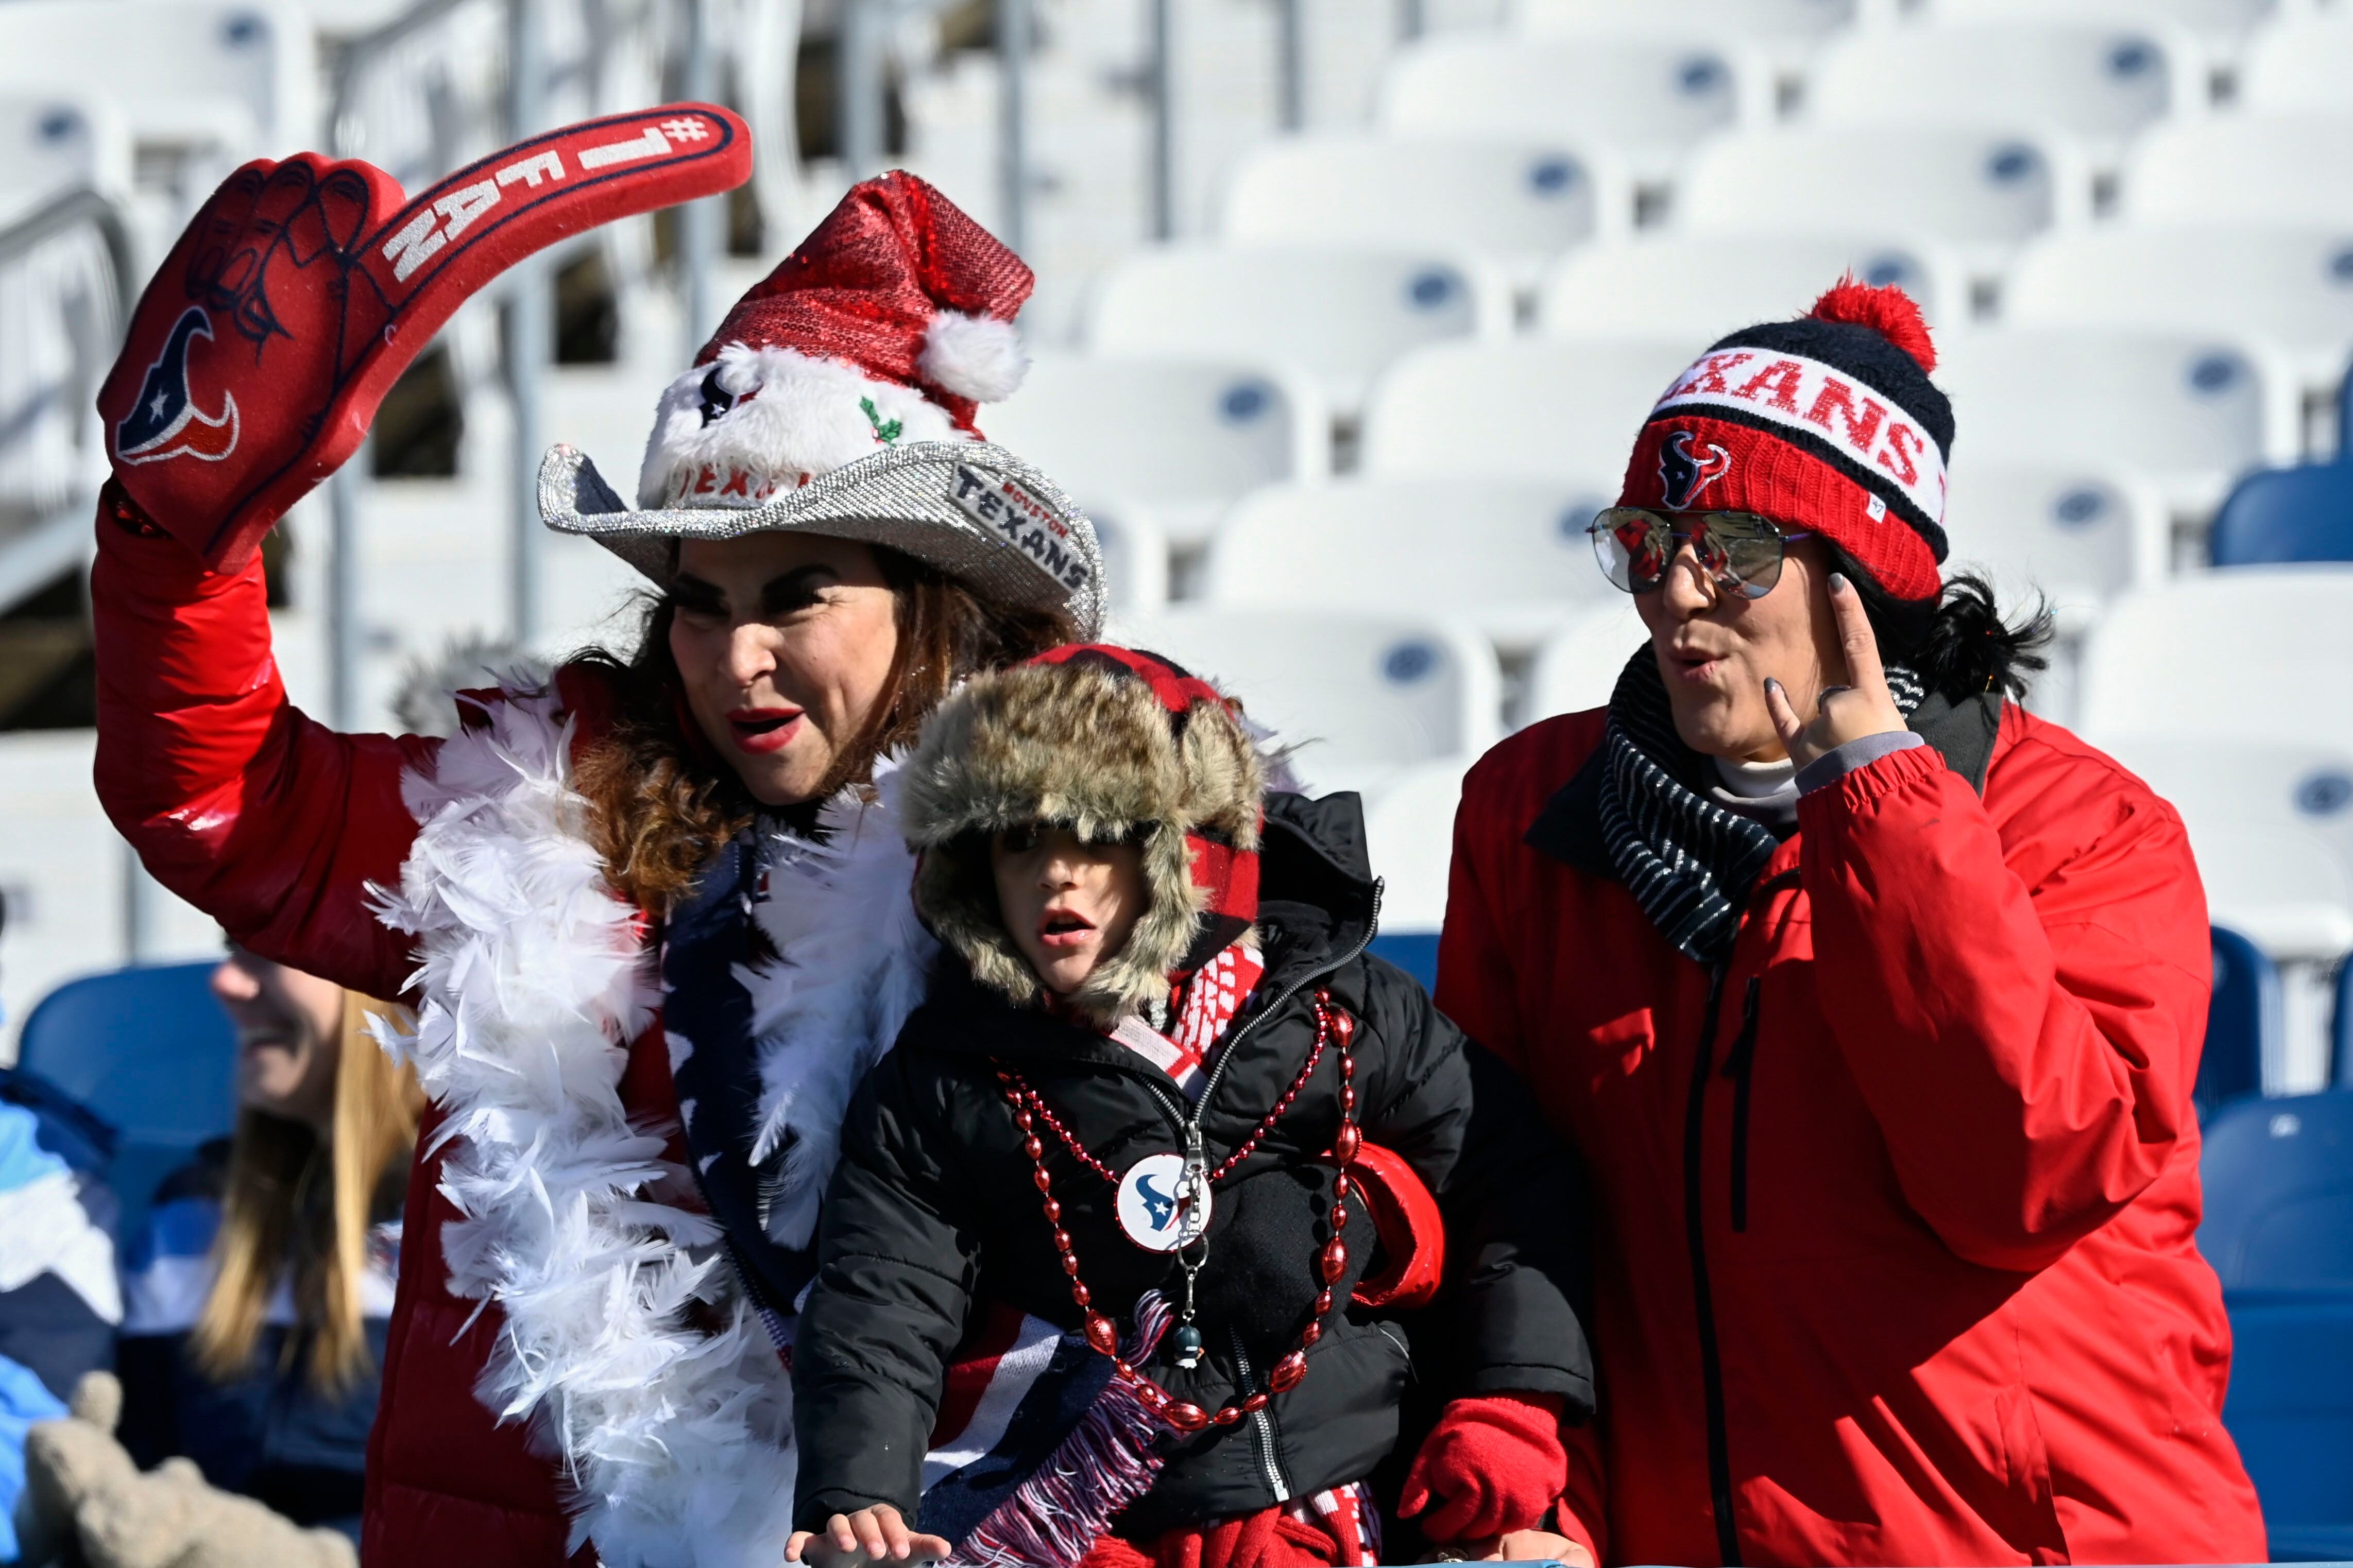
[1362,762,1473,932]
[2240,12,2353,113]
[2080,566,2353,758]
[2102,735,2353,964]
[1539,232,1967,340]
[1376,33,1754,183]
[1806,21,2198,155]
[1360,337,1693,483]
[980,356,1328,547]
[0,0,318,261]
[0,96,132,227]
[1515,0,1862,44]
[1527,600,1649,723]
[1674,126,2089,270]
[1933,329,2299,516]
[296,0,424,33]
[0,732,221,1050]
[2181,827,2353,969]
[1923,0,2278,50]
[2106,739,2353,864]
[1940,460,2170,726]
[1085,499,1172,612]
[1088,246,1509,415]
[2004,226,2353,393]
[1942,461,2170,625]
[1201,478,1623,652]
[2123,117,2353,228]
[1221,135,1632,282]
[2099,729,2353,1089]
[1105,609,1503,797]
[0,1,317,156]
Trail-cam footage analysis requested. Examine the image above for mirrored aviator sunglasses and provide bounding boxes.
[1587,507,1812,600]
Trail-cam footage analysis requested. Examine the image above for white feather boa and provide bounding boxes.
[367,688,932,1567]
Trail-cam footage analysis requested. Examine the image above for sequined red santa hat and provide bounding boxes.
[539,170,1104,634]
[1616,278,1953,601]
[636,169,1033,508]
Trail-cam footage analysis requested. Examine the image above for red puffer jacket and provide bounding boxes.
[1437,701,2266,1566]
[91,513,647,1567]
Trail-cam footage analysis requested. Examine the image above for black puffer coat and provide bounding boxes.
[792,792,1594,1536]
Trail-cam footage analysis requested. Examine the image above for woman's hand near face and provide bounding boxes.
[1763,572,1908,771]
[785,1505,949,1565]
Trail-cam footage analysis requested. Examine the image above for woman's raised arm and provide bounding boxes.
[86,120,748,1001]
[92,487,433,1002]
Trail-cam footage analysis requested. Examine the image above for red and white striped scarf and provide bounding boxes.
[1106,942,1265,1101]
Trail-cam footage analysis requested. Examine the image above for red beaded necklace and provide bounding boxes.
[994,990,1360,1434]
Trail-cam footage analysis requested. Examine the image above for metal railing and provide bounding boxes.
[0,187,154,958]
[0,187,133,615]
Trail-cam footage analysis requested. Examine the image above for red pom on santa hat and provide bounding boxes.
[1808,275,1936,374]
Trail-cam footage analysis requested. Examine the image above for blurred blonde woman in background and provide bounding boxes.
[113,948,422,1545]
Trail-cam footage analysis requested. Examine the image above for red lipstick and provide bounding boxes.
[726,705,804,755]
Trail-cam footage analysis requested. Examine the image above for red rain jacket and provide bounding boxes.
[91,513,642,1566]
[1438,703,2266,1566]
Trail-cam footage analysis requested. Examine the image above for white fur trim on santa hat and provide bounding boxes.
[636,342,968,511]
[918,311,1028,404]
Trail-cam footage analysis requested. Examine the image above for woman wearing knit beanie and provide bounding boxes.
[1438,281,2267,1565]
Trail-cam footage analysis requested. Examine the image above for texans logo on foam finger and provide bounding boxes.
[98,105,753,572]
[115,308,242,466]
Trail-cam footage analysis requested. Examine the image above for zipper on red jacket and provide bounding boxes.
[1722,975,1764,1235]
[1681,961,1743,1566]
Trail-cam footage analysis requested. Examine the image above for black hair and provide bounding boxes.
[1822,541,2055,706]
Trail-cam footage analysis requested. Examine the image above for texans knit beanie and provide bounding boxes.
[1615,279,1953,602]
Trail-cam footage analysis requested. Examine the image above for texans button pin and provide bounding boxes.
[1116,1152,1210,1252]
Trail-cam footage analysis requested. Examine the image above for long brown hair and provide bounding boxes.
[572,545,1079,913]
[192,992,423,1393]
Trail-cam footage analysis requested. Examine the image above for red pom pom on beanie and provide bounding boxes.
[1808,274,1936,374]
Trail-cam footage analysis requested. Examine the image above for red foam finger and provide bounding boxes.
[98,104,752,572]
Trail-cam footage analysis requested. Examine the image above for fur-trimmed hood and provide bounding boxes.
[900,649,1265,1027]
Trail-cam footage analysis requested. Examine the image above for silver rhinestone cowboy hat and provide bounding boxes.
[537,170,1104,638]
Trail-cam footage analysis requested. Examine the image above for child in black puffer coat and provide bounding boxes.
[788,645,1598,1568]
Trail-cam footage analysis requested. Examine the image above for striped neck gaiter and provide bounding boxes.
[1595,647,1924,966]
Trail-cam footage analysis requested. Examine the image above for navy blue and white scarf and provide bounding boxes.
[1597,649,1924,966]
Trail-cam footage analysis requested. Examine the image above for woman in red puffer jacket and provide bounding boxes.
[1440,281,2266,1566]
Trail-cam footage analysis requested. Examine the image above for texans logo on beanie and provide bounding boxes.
[1619,279,1953,601]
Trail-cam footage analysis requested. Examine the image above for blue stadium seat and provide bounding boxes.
[2208,461,2353,567]
[4,962,235,1239]
[2334,958,2353,1091]
[2208,360,2353,568]
[2198,1092,2353,1560]
[2203,1092,2353,1293]
[1367,933,1440,993]
[2202,926,2277,1119]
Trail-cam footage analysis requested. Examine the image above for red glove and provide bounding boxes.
[1399,1391,1569,1545]
[96,105,753,572]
